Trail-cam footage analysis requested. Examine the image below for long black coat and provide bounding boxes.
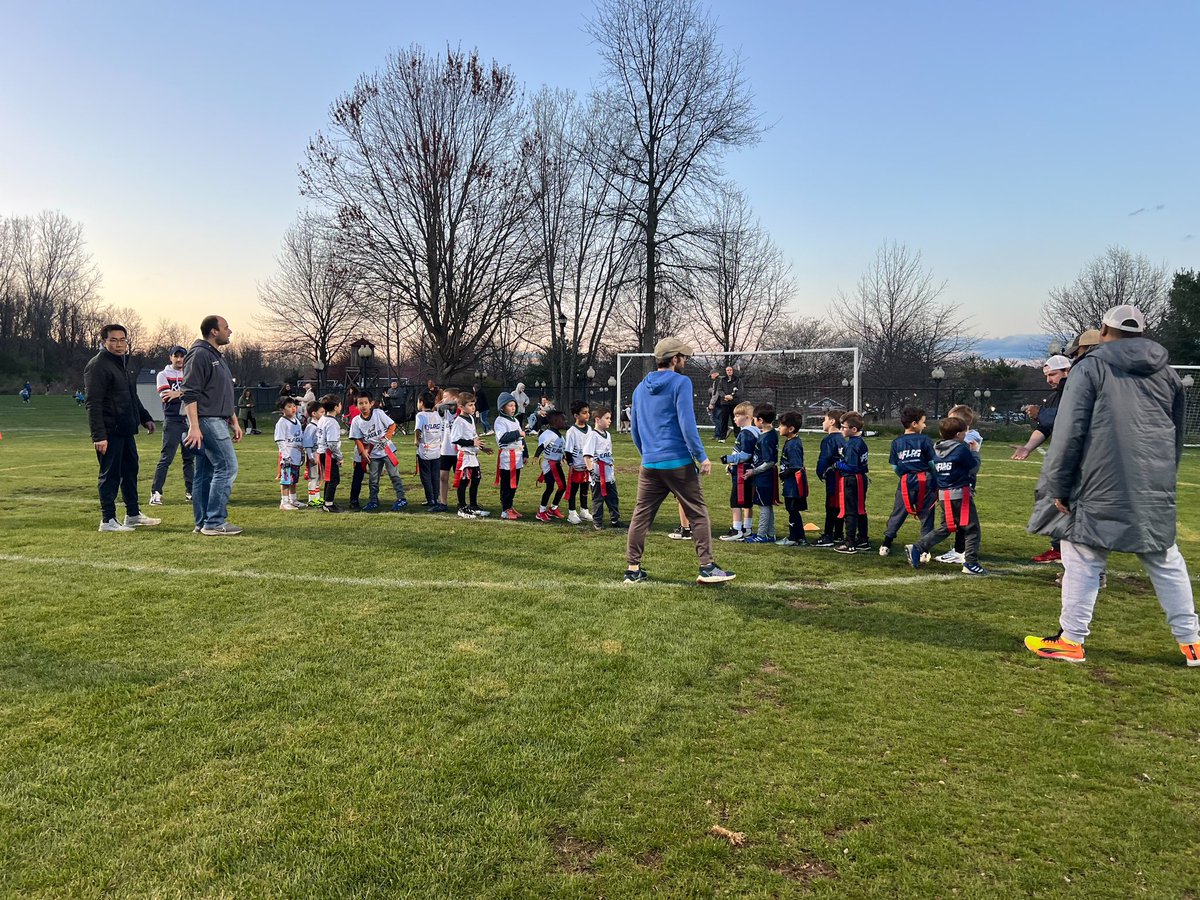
[84,350,151,442]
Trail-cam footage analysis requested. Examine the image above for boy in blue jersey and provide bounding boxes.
[776,411,810,546]
[936,404,983,565]
[907,416,985,575]
[719,402,759,541]
[744,403,779,543]
[834,411,870,553]
[880,406,938,556]
[814,409,846,547]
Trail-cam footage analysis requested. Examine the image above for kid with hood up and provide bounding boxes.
[493,391,529,520]
[906,415,985,576]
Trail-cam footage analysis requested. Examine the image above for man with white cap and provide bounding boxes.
[1012,352,1072,562]
[623,336,735,585]
[1024,304,1199,666]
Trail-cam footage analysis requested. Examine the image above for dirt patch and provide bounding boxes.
[759,660,782,675]
[769,856,837,883]
[824,817,872,840]
[1089,666,1120,686]
[549,826,604,873]
[786,599,828,611]
[634,849,663,869]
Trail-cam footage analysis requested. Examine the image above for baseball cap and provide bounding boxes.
[1064,329,1101,358]
[1043,355,1072,373]
[653,336,694,362]
[1101,304,1146,333]
[169,345,187,355]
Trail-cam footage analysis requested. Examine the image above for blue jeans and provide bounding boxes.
[192,417,239,528]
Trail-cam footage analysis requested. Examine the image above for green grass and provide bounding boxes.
[1,396,1198,897]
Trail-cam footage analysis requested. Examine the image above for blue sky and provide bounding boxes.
[2,0,1196,342]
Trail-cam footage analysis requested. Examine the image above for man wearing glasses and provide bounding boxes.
[84,324,161,532]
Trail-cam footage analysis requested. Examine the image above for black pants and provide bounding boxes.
[882,481,935,546]
[822,477,844,540]
[350,460,366,505]
[541,462,566,508]
[591,479,620,523]
[324,459,341,504]
[568,473,589,510]
[784,496,807,542]
[715,404,736,440]
[841,474,868,545]
[151,417,194,495]
[418,456,440,504]
[97,432,140,521]
[456,466,481,509]
[955,486,982,554]
[499,466,521,511]
[917,496,981,566]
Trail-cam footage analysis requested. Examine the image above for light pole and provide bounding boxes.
[358,343,373,390]
[931,366,945,418]
[586,366,595,404]
[315,359,325,395]
[607,375,617,415]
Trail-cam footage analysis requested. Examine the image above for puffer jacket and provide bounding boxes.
[1027,337,1185,552]
[84,349,151,442]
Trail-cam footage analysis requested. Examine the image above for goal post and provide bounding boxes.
[615,347,862,430]
[1172,365,1200,448]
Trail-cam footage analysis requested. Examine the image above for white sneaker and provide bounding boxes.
[149,491,163,506]
[457,508,477,519]
[123,513,161,527]
[580,509,594,522]
[879,545,890,557]
[99,518,135,532]
[185,492,192,501]
[200,523,243,535]
[567,510,582,525]
[280,501,302,510]
[936,551,965,565]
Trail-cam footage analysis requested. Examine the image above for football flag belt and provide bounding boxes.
[902,471,928,516]
[941,485,972,532]
[537,459,566,489]
[494,449,519,488]
[825,471,842,508]
[323,450,334,484]
[596,460,611,496]
[838,472,866,519]
[735,463,748,506]
[792,467,809,498]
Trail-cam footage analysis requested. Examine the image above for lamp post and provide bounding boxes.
[315,359,326,394]
[931,366,945,418]
[586,366,595,404]
[607,375,617,414]
[358,343,373,390]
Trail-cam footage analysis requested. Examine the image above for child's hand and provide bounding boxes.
[474,438,483,447]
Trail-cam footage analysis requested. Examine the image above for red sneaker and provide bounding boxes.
[1032,548,1062,564]
[534,510,552,522]
[548,507,565,519]
[510,509,523,519]
[501,509,519,520]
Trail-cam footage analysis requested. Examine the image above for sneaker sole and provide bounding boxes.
[696,573,736,584]
[1034,650,1086,663]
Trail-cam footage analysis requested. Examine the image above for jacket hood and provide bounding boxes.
[496,392,516,413]
[1088,337,1169,376]
[642,370,675,395]
[934,438,964,458]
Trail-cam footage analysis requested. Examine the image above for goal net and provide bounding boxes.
[615,348,861,431]
[1173,365,1200,447]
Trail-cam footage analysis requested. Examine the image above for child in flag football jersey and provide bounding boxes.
[437,390,460,512]
[450,392,492,519]
[776,411,810,546]
[492,392,528,520]
[317,394,344,512]
[719,402,759,542]
[563,400,593,524]
[744,403,779,543]
[535,411,569,522]
[303,401,324,507]
[936,404,983,565]
[880,406,937,556]
[834,411,870,553]
[349,391,408,512]
[413,391,443,507]
[814,409,846,547]
[584,407,621,529]
[907,416,985,576]
[274,397,304,510]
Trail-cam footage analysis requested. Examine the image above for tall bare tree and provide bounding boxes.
[587,0,761,354]
[301,46,539,381]
[1040,245,1171,344]
[256,212,364,370]
[834,242,974,387]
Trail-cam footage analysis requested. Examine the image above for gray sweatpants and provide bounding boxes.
[1060,540,1199,645]
[757,504,776,539]
[368,457,407,503]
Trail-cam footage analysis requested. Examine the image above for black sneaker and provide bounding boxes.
[610,520,626,530]
[855,541,872,551]
[834,543,857,554]
[349,501,361,511]
[814,535,836,548]
[668,526,693,541]
[322,503,343,513]
[717,527,743,542]
[622,568,650,584]
[697,563,736,584]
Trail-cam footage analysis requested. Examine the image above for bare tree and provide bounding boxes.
[834,242,975,387]
[256,212,364,370]
[301,46,539,381]
[682,186,792,354]
[1040,245,1171,344]
[95,305,145,353]
[587,0,761,354]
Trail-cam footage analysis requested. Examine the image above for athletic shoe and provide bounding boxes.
[921,551,932,564]
[879,545,890,557]
[1032,548,1062,564]
[349,501,361,511]
[99,518,135,532]
[149,491,163,506]
[580,509,594,522]
[1024,629,1085,663]
[549,507,566,520]
[200,523,243,536]
[280,501,301,510]
[814,535,836,548]
[185,492,192,501]
[961,562,989,576]
[1180,643,1200,667]
[855,541,872,551]
[567,510,582,525]
[609,520,626,530]
[936,550,965,565]
[834,543,857,554]
[322,504,343,513]
[308,497,324,508]
[906,544,923,569]
[456,507,477,519]
[669,526,694,541]
[362,501,380,512]
[124,513,162,527]
[510,509,524,519]
[718,528,743,542]
[391,499,409,511]
[697,563,736,584]
[430,503,448,513]
[622,568,650,584]
[592,520,605,531]
[776,538,797,546]
[745,534,775,544]
[500,509,519,520]
[535,510,552,522]
[470,507,490,518]
[193,525,202,534]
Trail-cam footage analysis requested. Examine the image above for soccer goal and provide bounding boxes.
[1172,365,1200,447]
[615,347,862,431]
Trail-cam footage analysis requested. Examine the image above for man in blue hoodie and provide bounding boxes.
[624,336,735,585]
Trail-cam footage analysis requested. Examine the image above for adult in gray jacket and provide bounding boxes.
[1024,304,1199,666]
[182,315,243,535]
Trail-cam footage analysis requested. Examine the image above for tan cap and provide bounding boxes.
[1064,328,1101,358]
[1102,304,1145,333]
[653,336,694,362]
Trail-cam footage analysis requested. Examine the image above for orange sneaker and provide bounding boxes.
[1024,630,1085,663]
[1181,643,1200,667]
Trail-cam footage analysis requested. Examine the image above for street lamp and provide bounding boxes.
[586,366,595,403]
[607,375,617,413]
[931,366,945,418]
[315,359,326,394]
[474,368,482,383]
[358,343,373,390]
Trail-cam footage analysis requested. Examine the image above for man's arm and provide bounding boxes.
[675,380,707,464]
[1011,430,1047,460]
[83,359,107,447]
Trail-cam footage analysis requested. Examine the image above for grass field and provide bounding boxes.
[1,396,1198,898]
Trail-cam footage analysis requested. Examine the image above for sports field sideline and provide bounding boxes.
[2,396,1198,897]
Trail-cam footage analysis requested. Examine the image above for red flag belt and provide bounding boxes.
[942,485,972,532]
[902,471,928,516]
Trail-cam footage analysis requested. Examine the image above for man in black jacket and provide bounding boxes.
[713,365,742,442]
[84,323,160,532]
